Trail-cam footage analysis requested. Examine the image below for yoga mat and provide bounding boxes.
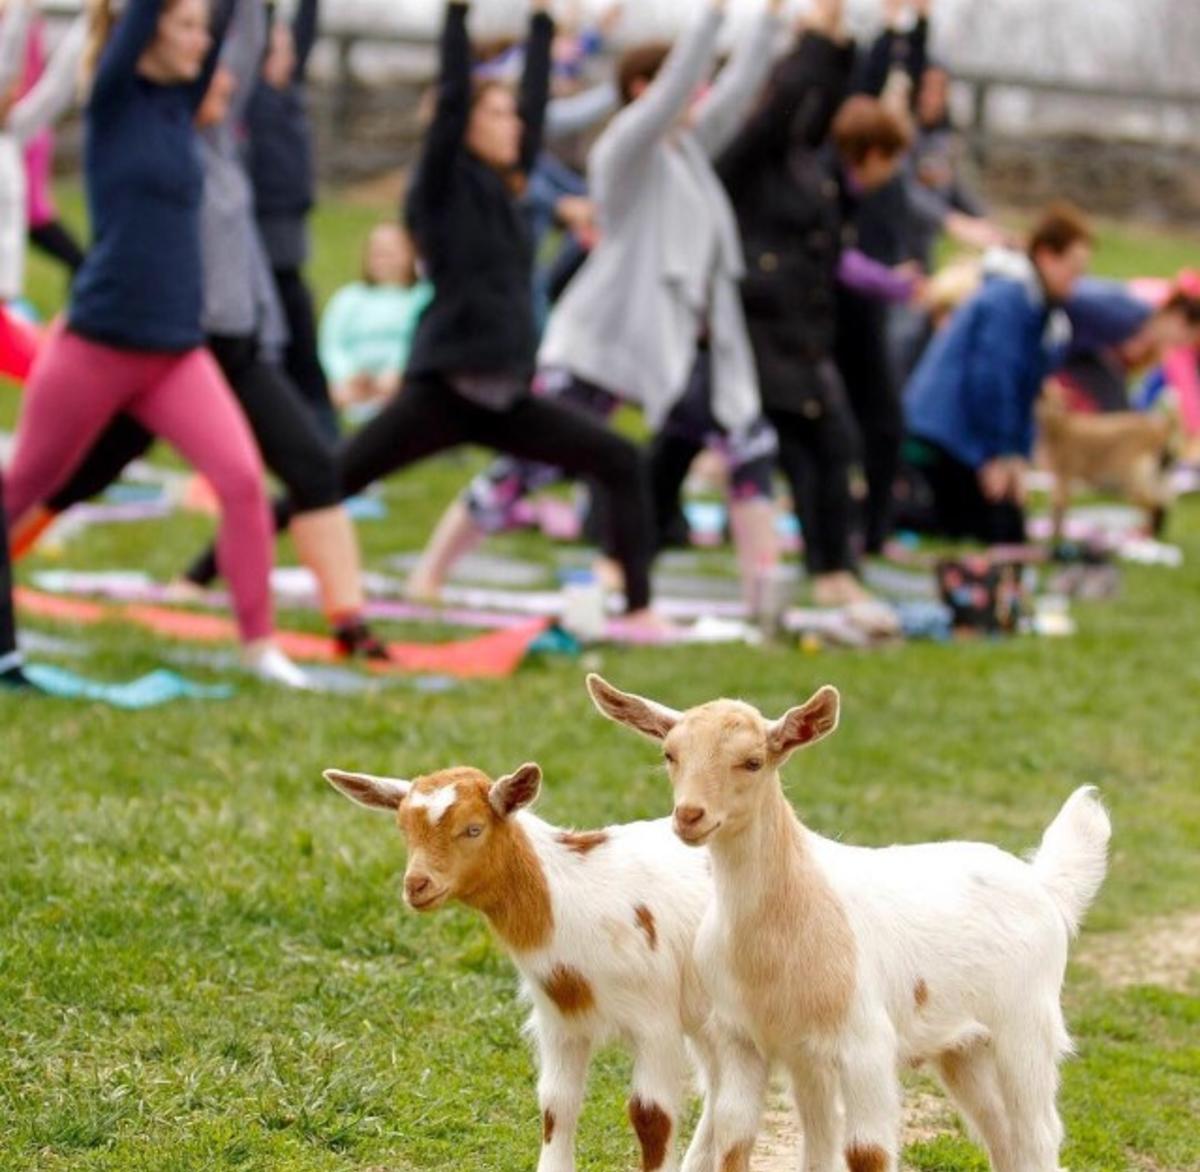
[26,570,895,647]
[32,570,537,632]
[346,494,388,521]
[21,664,233,708]
[387,551,549,588]
[15,588,547,679]
[65,500,177,526]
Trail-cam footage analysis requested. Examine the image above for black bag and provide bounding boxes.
[936,556,1029,634]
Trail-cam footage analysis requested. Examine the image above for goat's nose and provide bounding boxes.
[405,874,432,900]
[675,804,706,828]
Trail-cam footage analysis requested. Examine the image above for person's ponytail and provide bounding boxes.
[80,0,117,93]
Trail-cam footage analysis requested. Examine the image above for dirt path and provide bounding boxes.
[751,1082,955,1170]
[1076,910,1200,993]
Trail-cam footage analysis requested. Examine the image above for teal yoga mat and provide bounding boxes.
[21,665,234,709]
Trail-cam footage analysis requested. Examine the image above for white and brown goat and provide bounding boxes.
[587,674,1111,1172]
[324,762,722,1172]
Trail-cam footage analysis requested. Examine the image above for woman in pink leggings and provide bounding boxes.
[4,0,307,687]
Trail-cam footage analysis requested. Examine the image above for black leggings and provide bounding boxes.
[47,335,341,516]
[647,349,777,550]
[767,362,858,577]
[906,439,1026,545]
[28,220,87,274]
[462,373,620,533]
[273,267,339,442]
[331,373,655,611]
[1,472,17,660]
[836,293,903,554]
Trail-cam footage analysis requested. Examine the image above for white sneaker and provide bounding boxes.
[243,644,314,690]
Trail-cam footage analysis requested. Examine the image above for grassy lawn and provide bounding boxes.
[0,192,1198,1170]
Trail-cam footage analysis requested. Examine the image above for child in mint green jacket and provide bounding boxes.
[319,223,433,410]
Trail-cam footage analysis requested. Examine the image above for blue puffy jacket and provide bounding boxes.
[905,263,1069,468]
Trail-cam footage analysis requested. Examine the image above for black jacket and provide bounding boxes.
[404,2,552,382]
[717,32,855,413]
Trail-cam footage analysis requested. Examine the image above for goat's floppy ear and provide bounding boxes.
[767,686,840,760]
[586,673,680,741]
[489,763,542,818]
[324,769,411,812]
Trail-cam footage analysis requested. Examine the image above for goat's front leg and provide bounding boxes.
[788,1057,842,1172]
[836,1020,901,1172]
[629,1029,691,1171]
[710,1027,769,1172]
[535,1020,593,1172]
[680,1023,721,1172]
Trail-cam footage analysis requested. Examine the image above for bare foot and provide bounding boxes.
[811,571,874,608]
[164,577,210,604]
[404,574,443,605]
[592,556,625,593]
[607,608,683,643]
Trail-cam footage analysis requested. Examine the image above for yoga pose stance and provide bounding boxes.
[3,0,308,687]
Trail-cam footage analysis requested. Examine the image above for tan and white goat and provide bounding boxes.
[324,762,722,1172]
[586,674,1111,1172]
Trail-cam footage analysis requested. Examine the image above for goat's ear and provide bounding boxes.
[324,769,411,812]
[489,763,542,818]
[767,686,840,760]
[586,673,680,742]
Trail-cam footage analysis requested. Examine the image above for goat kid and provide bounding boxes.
[586,674,1111,1172]
[324,761,722,1172]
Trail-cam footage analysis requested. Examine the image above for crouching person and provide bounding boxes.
[903,203,1094,544]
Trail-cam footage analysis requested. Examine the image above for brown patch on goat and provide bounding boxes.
[846,1142,889,1172]
[914,977,929,1007]
[727,788,858,1033]
[542,1108,555,1145]
[629,1097,671,1170]
[719,1141,754,1172]
[634,904,658,950]
[542,964,596,1015]
[557,830,608,855]
[399,768,554,954]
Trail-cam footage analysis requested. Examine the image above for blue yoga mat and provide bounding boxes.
[21,665,234,709]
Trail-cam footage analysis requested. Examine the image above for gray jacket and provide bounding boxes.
[540,4,780,432]
[199,0,287,352]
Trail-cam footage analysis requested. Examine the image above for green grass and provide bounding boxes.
[1,193,1198,1170]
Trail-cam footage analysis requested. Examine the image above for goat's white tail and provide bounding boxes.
[1032,786,1111,936]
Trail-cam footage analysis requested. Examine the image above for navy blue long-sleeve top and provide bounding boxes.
[69,0,230,352]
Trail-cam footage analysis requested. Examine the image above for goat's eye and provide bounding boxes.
[663,750,677,766]
[742,758,764,772]
[463,824,484,839]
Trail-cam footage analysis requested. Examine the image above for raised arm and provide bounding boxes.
[692,0,786,159]
[410,0,472,206]
[716,5,853,191]
[6,13,86,142]
[518,0,555,174]
[856,0,927,97]
[545,80,618,142]
[183,0,238,108]
[90,0,170,108]
[220,0,268,126]
[292,0,318,78]
[0,0,33,96]
[590,0,724,211]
